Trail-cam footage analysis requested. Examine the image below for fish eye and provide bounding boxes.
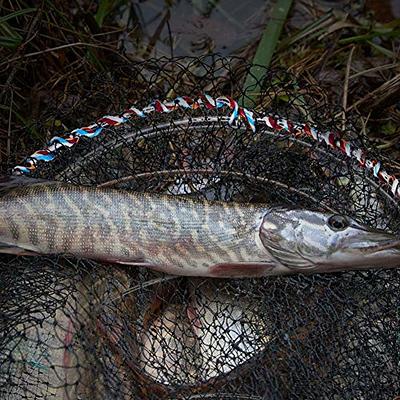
[327,214,350,231]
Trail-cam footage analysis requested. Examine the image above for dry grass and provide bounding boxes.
[0,0,399,172]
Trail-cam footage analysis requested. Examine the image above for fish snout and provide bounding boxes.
[349,229,400,255]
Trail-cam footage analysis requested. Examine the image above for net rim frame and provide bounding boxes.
[13,94,400,207]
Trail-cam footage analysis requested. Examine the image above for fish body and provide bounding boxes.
[0,181,273,277]
[1,178,400,277]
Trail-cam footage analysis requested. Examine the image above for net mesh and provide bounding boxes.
[1,56,400,399]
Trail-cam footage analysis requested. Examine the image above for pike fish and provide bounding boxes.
[1,177,400,277]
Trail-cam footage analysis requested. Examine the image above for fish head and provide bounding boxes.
[259,208,400,272]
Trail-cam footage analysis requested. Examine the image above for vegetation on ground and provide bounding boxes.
[0,0,399,172]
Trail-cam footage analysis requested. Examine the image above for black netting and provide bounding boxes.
[1,56,399,399]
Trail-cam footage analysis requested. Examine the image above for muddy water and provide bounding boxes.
[118,0,269,57]
[117,0,398,57]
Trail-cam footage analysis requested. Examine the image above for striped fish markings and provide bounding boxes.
[1,179,400,277]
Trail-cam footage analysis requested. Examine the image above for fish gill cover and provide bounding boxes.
[0,56,400,399]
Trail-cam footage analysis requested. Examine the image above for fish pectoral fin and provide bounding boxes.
[0,242,40,256]
[112,260,156,267]
[96,258,161,268]
[96,258,189,276]
[208,262,275,278]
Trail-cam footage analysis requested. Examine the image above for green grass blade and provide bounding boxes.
[0,35,22,48]
[367,40,394,58]
[0,8,36,24]
[241,0,293,108]
[0,8,36,48]
[95,0,121,28]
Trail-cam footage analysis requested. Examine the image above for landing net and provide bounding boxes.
[1,56,399,399]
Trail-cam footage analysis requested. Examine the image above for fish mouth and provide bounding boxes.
[348,227,400,256]
[319,230,400,271]
[355,238,400,255]
[338,231,400,269]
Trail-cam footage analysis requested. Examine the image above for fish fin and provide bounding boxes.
[95,258,152,267]
[110,259,149,266]
[100,259,190,276]
[97,258,162,269]
[208,262,275,278]
[0,242,40,256]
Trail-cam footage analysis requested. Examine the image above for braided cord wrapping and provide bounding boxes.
[13,94,400,200]
[13,95,255,174]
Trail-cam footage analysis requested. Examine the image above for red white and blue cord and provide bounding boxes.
[12,94,400,199]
